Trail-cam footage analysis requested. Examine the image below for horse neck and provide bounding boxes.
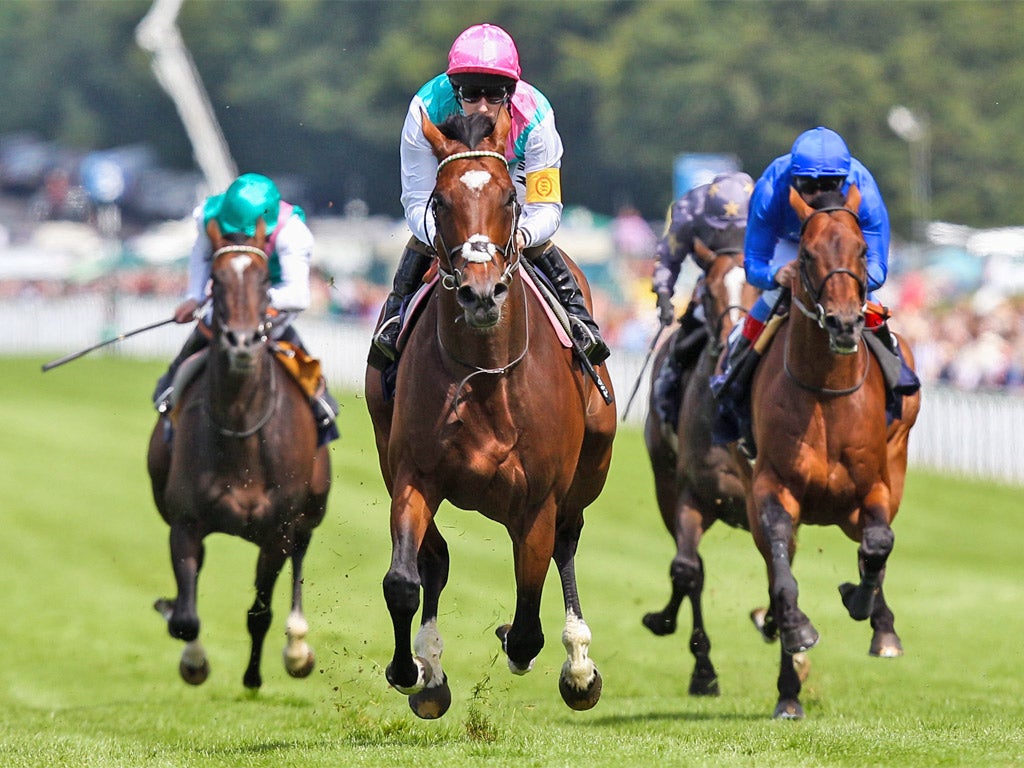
[785,300,866,390]
[206,343,276,433]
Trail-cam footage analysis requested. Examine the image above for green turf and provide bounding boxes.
[1,355,1022,767]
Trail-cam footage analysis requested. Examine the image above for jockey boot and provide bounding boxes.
[532,245,611,365]
[153,326,208,413]
[275,325,341,444]
[372,246,433,361]
[652,355,682,428]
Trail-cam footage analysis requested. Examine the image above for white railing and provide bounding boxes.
[9,295,1022,487]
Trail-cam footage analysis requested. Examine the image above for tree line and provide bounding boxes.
[1,0,1021,238]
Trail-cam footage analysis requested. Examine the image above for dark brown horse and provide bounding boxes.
[147,219,331,688]
[365,109,616,719]
[642,240,763,695]
[743,186,920,718]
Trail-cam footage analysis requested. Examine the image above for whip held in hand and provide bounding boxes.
[621,324,665,421]
[41,317,178,372]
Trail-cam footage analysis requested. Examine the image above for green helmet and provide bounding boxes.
[204,173,281,236]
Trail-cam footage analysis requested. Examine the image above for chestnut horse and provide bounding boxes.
[743,186,919,719]
[147,219,331,688]
[642,240,762,695]
[365,110,616,719]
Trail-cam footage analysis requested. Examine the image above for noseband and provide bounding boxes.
[428,150,522,290]
[792,207,867,328]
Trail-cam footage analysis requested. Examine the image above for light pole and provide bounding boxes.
[887,105,931,244]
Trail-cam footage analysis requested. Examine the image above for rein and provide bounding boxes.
[783,331,869,396]
[203,350,279,438]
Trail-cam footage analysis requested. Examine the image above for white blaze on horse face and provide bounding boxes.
[230,254,253,279]
[462,233,497,263]
[460,169,491,193]
[724,265,746,324]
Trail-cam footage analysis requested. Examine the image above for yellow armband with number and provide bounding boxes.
[525,168,561,204]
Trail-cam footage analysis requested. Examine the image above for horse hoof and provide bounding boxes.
[559,667,602,711]
[243,668,262,690]
[495,624,534,674]
[285,648,315,678]
[180,658,210,686]
[688,670,720,697]
[409,676,451,720]
[386,657,431,695]
[773,698,804,720]
[750,608,776,643]
[838,582,875,621]
[642,611,676,636]
[781,623,819,655]
[793,652,811,683]
[870,632,904,658]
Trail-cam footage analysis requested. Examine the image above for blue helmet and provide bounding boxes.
[790,127,851,178]
[203,173,281,237]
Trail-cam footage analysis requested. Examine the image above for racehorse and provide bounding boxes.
[364,109,617,719]
[642,240,762,696]
[743,185,919,719]
[146,218,331,688]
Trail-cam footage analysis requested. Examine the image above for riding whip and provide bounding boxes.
[621,324,666,421]
[41,317,178,372]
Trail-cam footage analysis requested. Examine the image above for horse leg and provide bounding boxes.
[550,514,602,711]
[496,506,555,678]
[243,541,289,690]
[757,496,818,655]
[839,509,895,622]
[382,485,434,696]
[868,573,903,657]
[156,524,209,685]
[773,645,805,719]
[642,452,684,636]
[750,598,812,683]
[407,521,452,719]
[282,529,316,679]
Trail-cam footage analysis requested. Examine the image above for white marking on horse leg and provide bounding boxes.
[181,639,206,669]
[283,609,311,671]
[561,610,597,690]
[413,618,445,687]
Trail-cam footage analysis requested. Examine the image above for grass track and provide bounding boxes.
[1,355,1022,767]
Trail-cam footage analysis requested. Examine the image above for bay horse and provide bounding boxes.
[642,240,764,696]
[146,218,331,688]
[364,109,616,719]
[743,185,919,719]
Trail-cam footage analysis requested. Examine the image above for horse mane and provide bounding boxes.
[437,112,496,150]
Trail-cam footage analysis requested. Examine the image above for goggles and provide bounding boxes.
[457,86,509,105]
[792,175,845,195]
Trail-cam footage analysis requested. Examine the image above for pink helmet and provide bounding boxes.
[446,24,521,81]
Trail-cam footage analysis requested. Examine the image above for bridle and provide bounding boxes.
[427,150,522,290]
[697,246,748,358]
[206,242,278,437]
[791,207,867,329]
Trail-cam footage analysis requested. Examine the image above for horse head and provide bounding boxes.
[207,218,271,373]
[692,237,755,355]
[422,108,519,331]
[789,185,867,354]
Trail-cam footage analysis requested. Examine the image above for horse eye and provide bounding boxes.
[506,191,516,207]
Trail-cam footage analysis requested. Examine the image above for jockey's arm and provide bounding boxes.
[514,113,563,248]
[400,102,438,247]
[267,217,313,313]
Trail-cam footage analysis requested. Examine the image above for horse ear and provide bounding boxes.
[421,108,457,160]
[692,237,714,271]
[489,106,512,150]
[255,216,266,245]
[789,184,814,222]
[206,217,223,246]
[844,184,862,214]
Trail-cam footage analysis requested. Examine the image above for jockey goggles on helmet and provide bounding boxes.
[456,85,512,105]
[792,175,845,196]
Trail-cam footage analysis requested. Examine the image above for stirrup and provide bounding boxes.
[155,386,174,414]
[569,317,610,365]
[372,316,401,361]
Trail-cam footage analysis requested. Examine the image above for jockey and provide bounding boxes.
[711,127,892,452]
[371,23,610,366]
[152,172,339,444]
[650,171,753,424]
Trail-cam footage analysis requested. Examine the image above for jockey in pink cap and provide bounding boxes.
[370,23,610,368]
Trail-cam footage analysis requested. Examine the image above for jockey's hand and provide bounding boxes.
[514,229,526,253]
[773,260,797,289]
[656,291,675,327]
[173,298,201,324]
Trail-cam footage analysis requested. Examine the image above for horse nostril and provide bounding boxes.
[456,285,476,307]
[493,283,508,302]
